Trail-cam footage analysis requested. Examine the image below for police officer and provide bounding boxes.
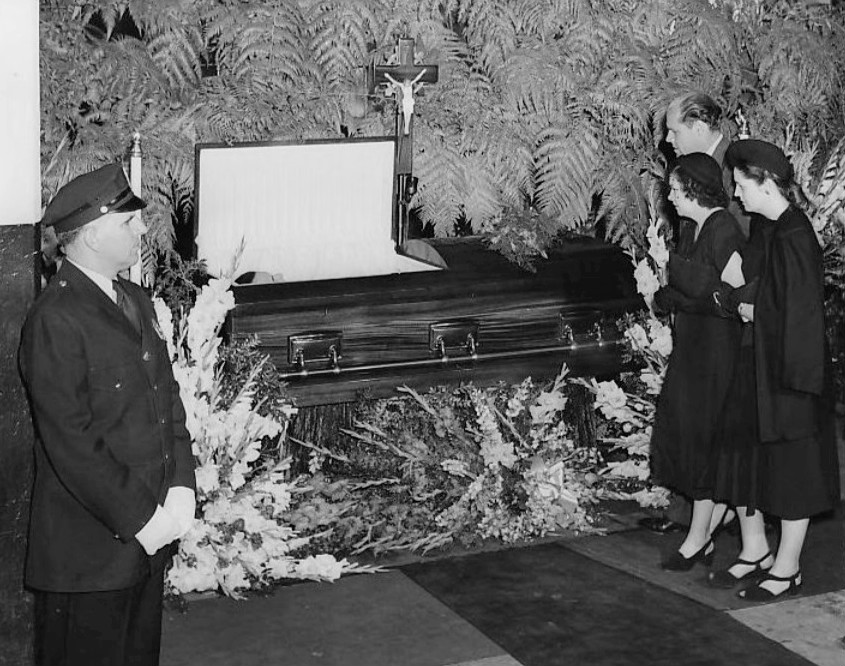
[19,164,197,666]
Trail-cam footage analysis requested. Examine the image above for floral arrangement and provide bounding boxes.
[286,367,605,558]
[154,273,375,599]
[628,215,669,311]
[576,212,674,509]
[151,221,686,598]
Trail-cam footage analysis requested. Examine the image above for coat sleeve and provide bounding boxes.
[20,307,159,541]
[666,252,720,299]
[133,283,196,492]
[168,367,197,491]
[664,215,745,316]
[771,223,825,395]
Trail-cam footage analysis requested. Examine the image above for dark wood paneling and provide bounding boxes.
[280,341,628,407]
[228,236,642,406]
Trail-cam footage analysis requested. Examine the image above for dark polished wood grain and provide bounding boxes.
[227,236,642,406]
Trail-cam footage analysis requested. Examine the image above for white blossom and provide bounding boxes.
[633,259,660,304]
[648,319,673,358]
[624,323,650,352]
[529,389,568,425]
[295,554,348,582]
[640,370,664,395]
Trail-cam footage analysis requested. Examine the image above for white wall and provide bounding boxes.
[0,0,40,226]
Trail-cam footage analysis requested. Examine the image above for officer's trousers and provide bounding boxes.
[33,557,166,666]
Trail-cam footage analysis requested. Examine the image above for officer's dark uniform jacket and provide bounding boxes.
[20,260,195,592]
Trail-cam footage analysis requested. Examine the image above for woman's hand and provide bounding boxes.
[738,302,754,322]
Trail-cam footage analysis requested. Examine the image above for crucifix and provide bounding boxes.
[370,37,438,245]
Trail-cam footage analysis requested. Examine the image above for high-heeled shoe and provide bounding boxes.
[709,507,738,539]
[707,551,773,589]
[737,571,802,601]
[660,539,714,572]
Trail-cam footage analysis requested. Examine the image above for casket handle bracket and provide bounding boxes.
[429,319,480,362]
[466,333,478,359]
[559,308,603,348]
[288,331,343,374]
[561,324,576,347]
[592,321,604,346]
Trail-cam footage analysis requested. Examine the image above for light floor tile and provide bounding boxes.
[728,590,845,666]
[162,571,507,666]
[446,657,525,666]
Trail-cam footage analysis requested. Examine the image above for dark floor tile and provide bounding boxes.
[403,543,816,666]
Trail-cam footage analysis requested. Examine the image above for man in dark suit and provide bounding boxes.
[19,164,197,666]
[665,91,752,237]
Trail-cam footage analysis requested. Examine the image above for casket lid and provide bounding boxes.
[194,137,439,282]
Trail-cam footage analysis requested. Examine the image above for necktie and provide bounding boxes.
[113,279,142,335]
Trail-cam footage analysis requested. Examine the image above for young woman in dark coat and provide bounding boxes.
[707,139,840,600]
[650,153,746,571]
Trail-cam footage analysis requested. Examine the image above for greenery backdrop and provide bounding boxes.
[40,0,845,400]
[36,0,845,597]
[41,0,845,250]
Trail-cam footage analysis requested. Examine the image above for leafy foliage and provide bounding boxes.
[291,369,604,557]
[39,0,845,270]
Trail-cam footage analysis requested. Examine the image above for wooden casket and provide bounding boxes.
[195,138,642,407]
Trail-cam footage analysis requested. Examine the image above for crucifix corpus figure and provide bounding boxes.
[383,68,427,135]
[373,37,439,174]
[371,37,439,245]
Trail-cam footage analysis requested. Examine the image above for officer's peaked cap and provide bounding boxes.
[41,163,146,233]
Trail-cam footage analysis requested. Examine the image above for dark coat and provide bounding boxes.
[753,206,826,442]
[650,210,745,497]
[19,261,196,592]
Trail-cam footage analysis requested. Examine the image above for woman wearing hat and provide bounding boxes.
[650,153,746,571]
[707,139,839,600]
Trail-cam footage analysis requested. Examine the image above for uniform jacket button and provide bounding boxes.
[142,351,151,361]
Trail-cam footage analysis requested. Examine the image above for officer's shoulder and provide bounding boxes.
[28,276,80,320]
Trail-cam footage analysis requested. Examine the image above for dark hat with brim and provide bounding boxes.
[671,152,725,196]
[725,139,792,181]
[41,163,147,234]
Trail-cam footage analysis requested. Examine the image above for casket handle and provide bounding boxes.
[466,333,478,359]
[592,321,604,346]
[328,345,341,372]
[293,348,306,372]
[429,319,480,362]
[436,336,448,362]
[288,331,343,373]
[561,324,576,347]
[559,308,603,347]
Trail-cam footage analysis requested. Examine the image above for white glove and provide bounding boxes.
[163,486,197,539]
[135,505,181,556]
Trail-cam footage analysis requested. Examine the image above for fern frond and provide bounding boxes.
[148,26,203,90]
[303,0,386,88]
[458,0,519,74]
[596,158,664,249]
[462,155,503,227]
[414,136,466,234]
[533,124,600,227]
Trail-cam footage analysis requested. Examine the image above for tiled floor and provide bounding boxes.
[161,505,843,666]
